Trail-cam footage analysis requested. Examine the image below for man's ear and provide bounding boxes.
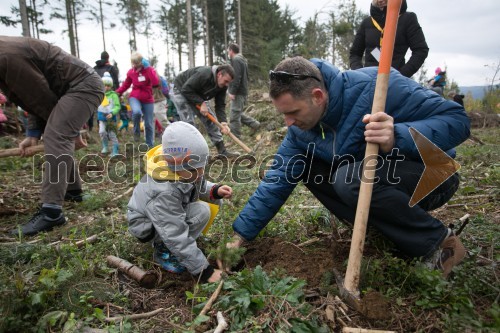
[311,88,326,106]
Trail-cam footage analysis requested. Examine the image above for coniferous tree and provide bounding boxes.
[116,0,147,52]
[329,0,364,70]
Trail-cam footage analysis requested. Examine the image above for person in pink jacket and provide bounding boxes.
[116,52,159,148]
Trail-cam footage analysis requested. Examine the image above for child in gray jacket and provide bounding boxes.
[127,122,232,283]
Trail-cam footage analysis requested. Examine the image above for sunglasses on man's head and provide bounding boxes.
[269,70,321,84]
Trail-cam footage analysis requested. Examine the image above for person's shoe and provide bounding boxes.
[10,209,66,236]
[427,231,466,278]
[153,242,186,273]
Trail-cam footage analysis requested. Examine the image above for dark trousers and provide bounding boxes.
[304,158,459,258]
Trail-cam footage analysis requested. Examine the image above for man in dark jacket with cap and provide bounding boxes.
[94,51,119,89]
[0,36,104,236]
[349,0,428,78]
[89,51,119,131]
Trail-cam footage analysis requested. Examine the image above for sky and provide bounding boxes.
[1,0,499,87]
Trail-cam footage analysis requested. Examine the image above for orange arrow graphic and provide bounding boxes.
[409,127,461,207]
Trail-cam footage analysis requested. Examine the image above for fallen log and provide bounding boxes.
[0,145,44,158]
[106,255,158,289]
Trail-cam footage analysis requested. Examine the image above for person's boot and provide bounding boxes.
[111,143,119,157]
[100,139,109,155]
[249,121,261,136]
[215,141,239,158]
[153,242,186,273]
[11,207,66,236]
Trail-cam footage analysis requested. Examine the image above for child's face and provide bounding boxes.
[105,85,112,91]
[176,166,205,182]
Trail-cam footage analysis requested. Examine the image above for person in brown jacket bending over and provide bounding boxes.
[0,36,104,236]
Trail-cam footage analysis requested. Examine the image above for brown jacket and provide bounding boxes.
[0,36,103,133]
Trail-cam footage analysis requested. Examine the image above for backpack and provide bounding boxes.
[159,76,170,97]
[433,72,446,87]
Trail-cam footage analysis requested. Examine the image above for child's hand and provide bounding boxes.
[208,269,223,283]
[217,185,232,199]
[106,113,112,119]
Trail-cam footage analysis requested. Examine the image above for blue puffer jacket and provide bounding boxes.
[233,59,470,241]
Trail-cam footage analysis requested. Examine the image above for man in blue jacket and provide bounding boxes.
[226,57,470,278]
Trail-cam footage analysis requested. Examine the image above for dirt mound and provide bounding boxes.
[241,236,345,288]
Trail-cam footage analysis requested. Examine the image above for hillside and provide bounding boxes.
[460,85,488,99]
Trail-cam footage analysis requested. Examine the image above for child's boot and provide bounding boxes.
[153,242,186,273]
[100,139,109,155]
[111,143,119,157]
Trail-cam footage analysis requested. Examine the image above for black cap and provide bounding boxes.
[101,51,109,60]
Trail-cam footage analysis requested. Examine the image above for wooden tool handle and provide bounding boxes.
[206,113,252,153]
[344,0,402,294]
[0,144,45,158]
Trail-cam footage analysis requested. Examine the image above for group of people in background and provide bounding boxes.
[89,43,261,160]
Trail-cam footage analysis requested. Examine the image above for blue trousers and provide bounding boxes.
[129,97,154,148]
[304,159,458,259]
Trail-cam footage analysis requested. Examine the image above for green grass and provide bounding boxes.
[0,114,498,332]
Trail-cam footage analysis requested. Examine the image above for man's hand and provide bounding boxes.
[228,93,235,101]
[220,122,231,134]
[362,112,395,153]
[74,134,88,151]
[217,185,233,199]
[227,234,244,249]
[207,269,224,283]
[199,103,209,117]
[19,137,39,157]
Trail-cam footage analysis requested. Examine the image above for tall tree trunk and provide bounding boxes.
[222,0,227,59]
[18,0,31,37]
[32,0,39,38]
[175,0,182,71]
[71,1,80,57]
[186,0,194,68]
[99,0,106,50]
[65,0,76,55]
[237,0,242,52]
[204,0,212,65]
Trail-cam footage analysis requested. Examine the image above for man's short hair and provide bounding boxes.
[269,57,325,100]
[228,43,240,54]
[217,64,235,79]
